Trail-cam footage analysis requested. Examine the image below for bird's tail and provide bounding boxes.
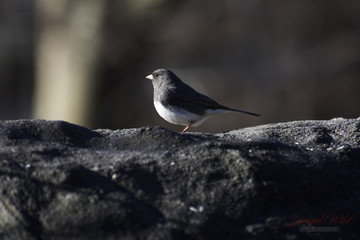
[228,108,260,117]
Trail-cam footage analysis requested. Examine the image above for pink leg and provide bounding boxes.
[181,124,191,133]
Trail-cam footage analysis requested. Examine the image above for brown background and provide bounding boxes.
[0,0,359,133]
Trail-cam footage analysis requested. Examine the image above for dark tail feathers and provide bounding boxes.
[228,108,260,117]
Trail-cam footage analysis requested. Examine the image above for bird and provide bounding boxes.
[146,69,259,132]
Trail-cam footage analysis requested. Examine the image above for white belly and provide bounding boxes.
[154,101,224,127]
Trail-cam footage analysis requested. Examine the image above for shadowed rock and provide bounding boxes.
[0,118,359,240]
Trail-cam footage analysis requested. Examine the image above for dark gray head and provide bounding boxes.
[146,69,182,90]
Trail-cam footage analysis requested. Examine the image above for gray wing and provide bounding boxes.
[163,82,231,114]
[164,81,260,116]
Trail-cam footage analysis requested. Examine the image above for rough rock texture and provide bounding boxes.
[0,118,359,240]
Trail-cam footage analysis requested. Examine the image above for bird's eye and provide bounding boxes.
[153,73,159,78]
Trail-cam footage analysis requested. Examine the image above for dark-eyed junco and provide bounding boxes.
[146,69,260,132]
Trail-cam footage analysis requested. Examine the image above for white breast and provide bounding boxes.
[154,101,224,127]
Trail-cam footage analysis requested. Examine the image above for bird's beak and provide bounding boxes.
[146,74,154,80]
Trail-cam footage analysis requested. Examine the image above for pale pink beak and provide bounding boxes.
[146,74,154,80]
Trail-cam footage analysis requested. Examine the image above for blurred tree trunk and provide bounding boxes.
[33,0,104,128]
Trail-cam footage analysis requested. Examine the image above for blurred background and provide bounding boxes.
[0,0,359,133]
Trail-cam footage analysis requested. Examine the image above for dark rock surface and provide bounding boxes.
[0,118,359,240]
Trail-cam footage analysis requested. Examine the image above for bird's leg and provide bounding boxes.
[181,123,192,133]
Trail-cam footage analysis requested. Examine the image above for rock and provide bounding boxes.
[0,118,359,240]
